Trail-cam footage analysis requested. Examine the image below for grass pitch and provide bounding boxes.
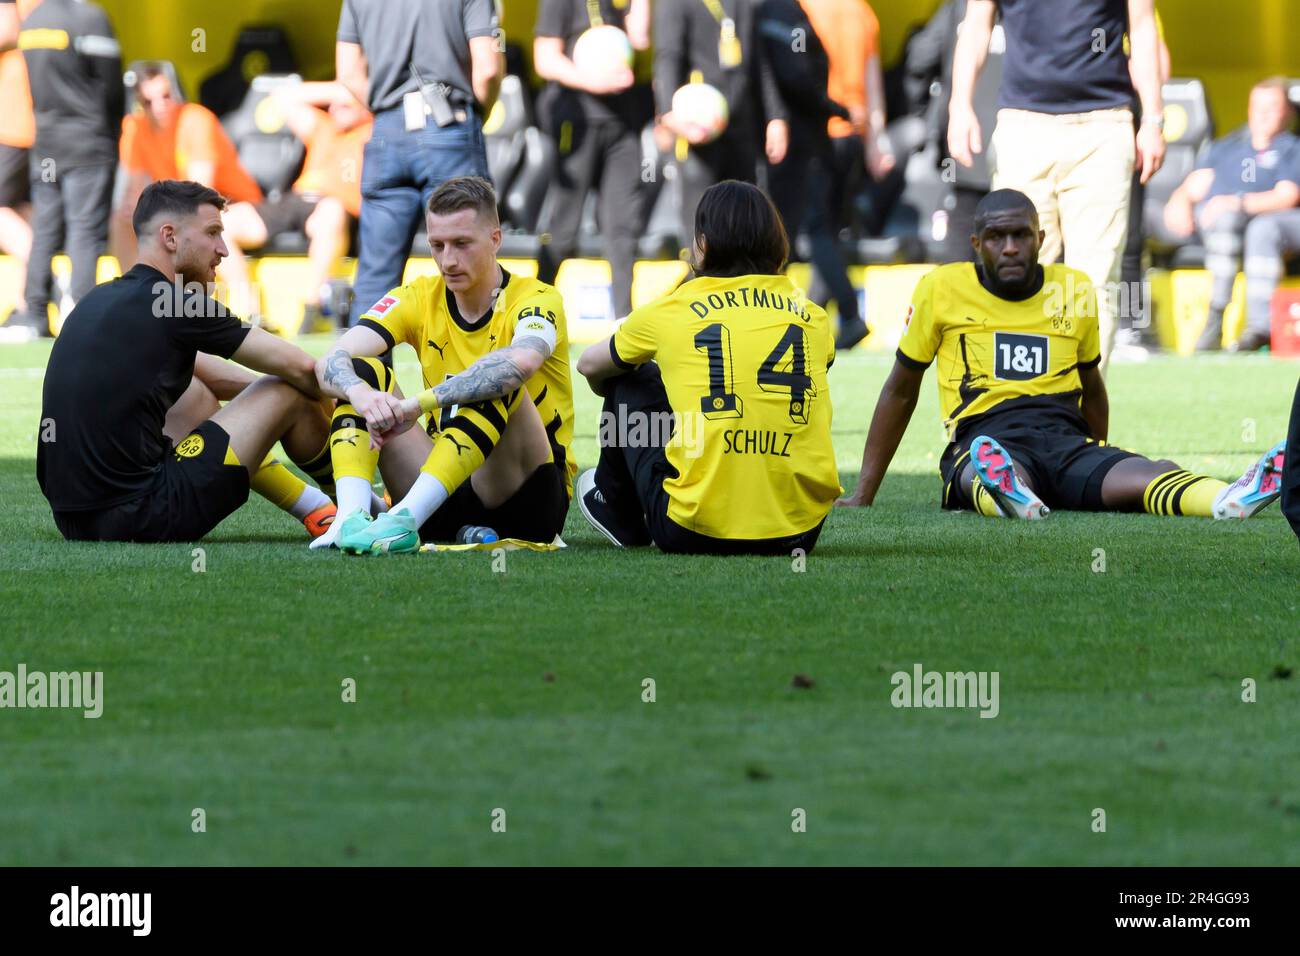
[1,338,1297,865]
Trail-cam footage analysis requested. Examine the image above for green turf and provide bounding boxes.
[1,337,1297,865]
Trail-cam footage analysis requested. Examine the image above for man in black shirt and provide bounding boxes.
[652,0,786,252]
[38,180,332,543]
[534,0,653,319]
[14,0,121,338]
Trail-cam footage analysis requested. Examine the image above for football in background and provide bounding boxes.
[572,25,634,75]
[671,82,730,143]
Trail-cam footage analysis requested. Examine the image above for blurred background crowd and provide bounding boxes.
[0,0,1298,361]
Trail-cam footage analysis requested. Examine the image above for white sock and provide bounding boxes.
[336,476,373,519]
[371,491,389,515]
[308,516,343,549]
[288,484,331,521]
[309,480,370,551]
[393,472,450,526]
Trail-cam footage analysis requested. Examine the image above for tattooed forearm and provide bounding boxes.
[322,348,364,397]
[432,337,550,407]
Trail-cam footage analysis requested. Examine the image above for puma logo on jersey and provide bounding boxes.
[427,339,448,358]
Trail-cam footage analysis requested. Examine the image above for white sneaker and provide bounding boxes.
[1110,329,1150,364]
[1213,440,1286,519]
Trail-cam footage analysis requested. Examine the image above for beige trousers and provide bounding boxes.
[991,107,1136,372]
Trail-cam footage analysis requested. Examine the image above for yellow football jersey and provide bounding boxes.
[358,270,577,496]
[612,273,841,540]
[897,262,1102,439]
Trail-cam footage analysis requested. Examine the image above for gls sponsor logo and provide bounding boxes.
[50,886,151,936]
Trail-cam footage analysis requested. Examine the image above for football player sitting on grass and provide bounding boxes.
[574,180,841,554]
[310,176,576,554]
[837,189,1286,521]
[38,180,337,543]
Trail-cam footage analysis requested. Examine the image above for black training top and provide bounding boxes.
[37,265,250,512]
[652,0,784,131]
[996,0,1134,115]
[19,0,124,168]
[534,0,652,128]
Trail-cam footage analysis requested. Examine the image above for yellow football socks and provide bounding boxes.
[1142,469,1226,517]
[251,454,307,511]
[419,390,521,493]
[971,477,1003,517]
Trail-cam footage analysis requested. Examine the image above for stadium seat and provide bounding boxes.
[884,20,1004,261]
[886,140,951,261]
[222,73,307,206]
[199,25,299,118]
[500,127,556,246]
[485,75,530,208]
[1144,78,1215,265]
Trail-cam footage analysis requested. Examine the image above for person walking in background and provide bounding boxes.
[13,0,121,339]
[653,0,786,254]
[533,0,653,320]
[1162,78,1300,353]
[948,0,1166,374]
[337,0,502,325]
[789,0,892,349]
[758,0,862,349]
[0,0,34,333]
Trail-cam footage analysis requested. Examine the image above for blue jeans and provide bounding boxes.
[350,106,490,323]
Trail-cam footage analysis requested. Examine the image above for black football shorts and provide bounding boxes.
[418,461,569,544]
[52,421,250,542]
[940,411,1140,513]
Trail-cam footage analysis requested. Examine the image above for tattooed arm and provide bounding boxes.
[315,325,389,400]
[315,325,405,434]
[399,335,553,423]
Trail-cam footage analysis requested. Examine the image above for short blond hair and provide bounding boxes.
[426,176,499,227]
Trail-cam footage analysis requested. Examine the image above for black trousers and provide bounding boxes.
[595,363,825,555]
[26,160,114,320]
[769,124,860,326]
[1119,165,1148,333]
[675,124,758,255]
[536,115,645,318]
[1284,376,1300,546]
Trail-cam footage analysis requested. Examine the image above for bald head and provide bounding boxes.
[973,189,1039,234]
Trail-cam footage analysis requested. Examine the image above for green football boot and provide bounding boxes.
[337,507,421,555]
